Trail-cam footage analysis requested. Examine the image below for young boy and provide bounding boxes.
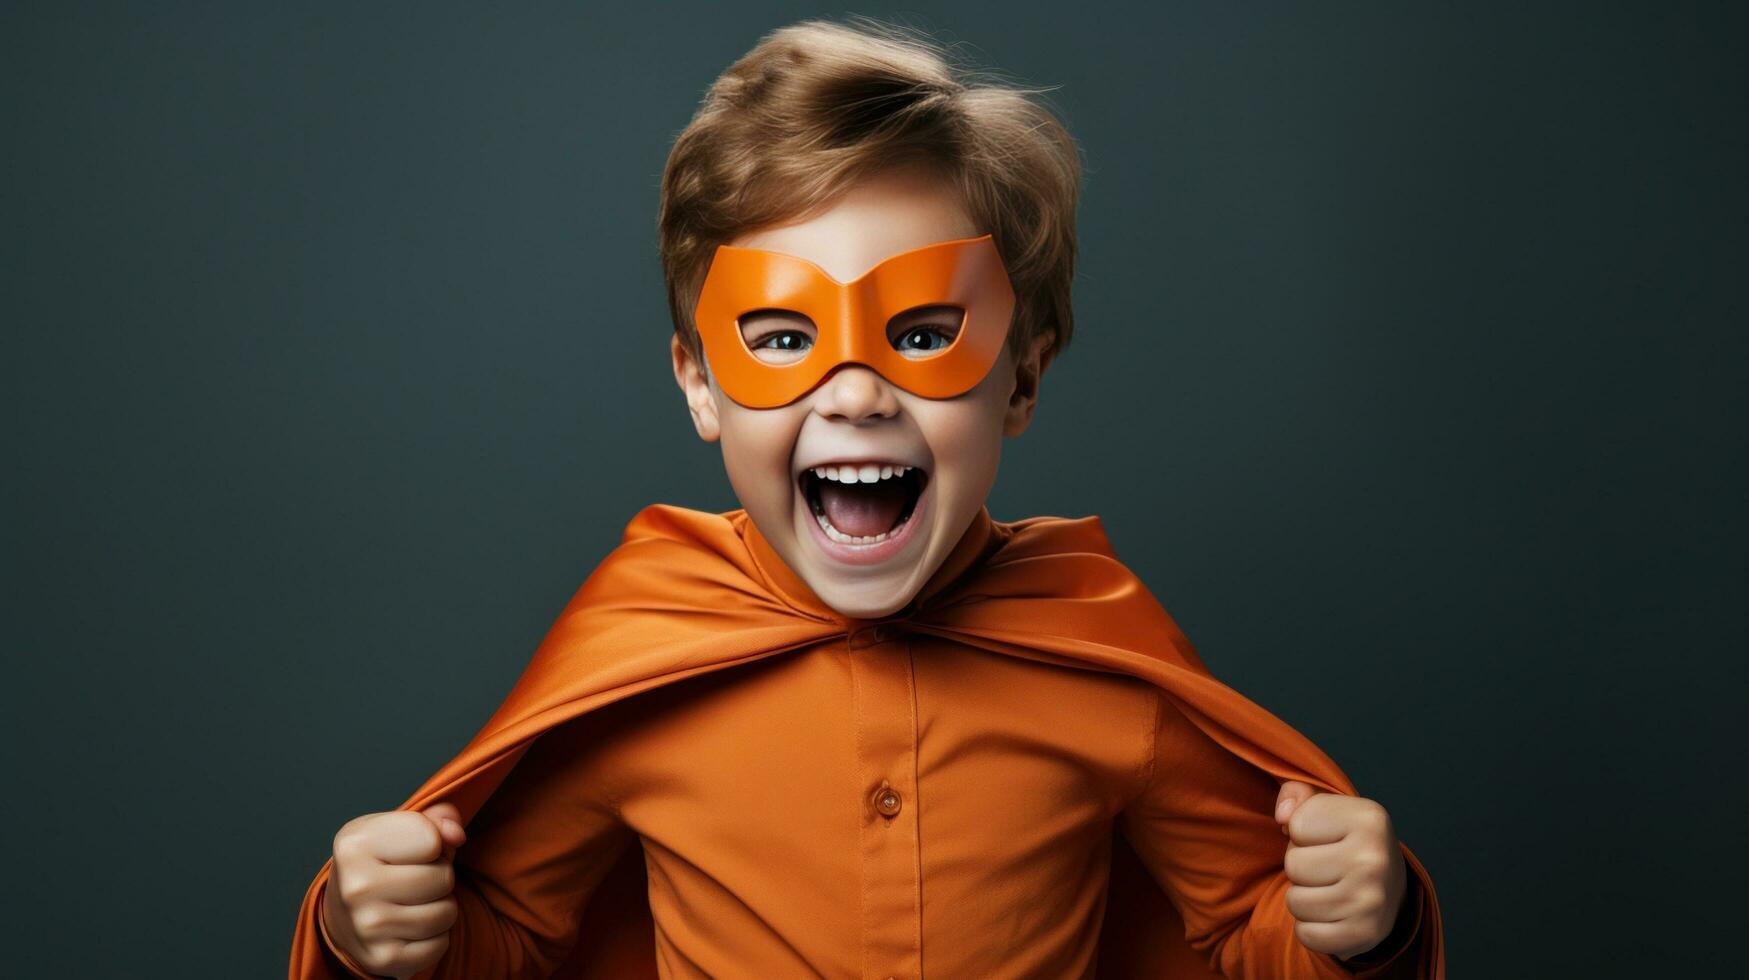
[291,18,1443,980]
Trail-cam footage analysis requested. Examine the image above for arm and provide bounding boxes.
[1118,693,1429,980]
[318,714,637,979]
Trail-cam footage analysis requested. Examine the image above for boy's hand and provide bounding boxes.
[1274,781,1409,962]
[322,803,467,979]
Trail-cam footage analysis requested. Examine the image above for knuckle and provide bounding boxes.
[357,941,395,972]
[1343,847,1375,877]
[338,810,386,837]
[413,866,447,897]
[374,813,439,859]
[341,815,401,860]
[352,905,387,937]
[334,815,365,844]
[403,816,442,853]
[336,873,371,905]
[332,829,363,862]
[1359,883,1387,913]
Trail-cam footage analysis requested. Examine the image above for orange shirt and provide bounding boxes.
[297,504,1442,979]
[422,638,1425,978]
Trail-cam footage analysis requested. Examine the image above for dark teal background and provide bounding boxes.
[5,3,1742,976]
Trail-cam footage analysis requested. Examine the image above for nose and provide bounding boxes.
[811,363,900,423]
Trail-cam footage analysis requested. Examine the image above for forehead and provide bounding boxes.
[728,168,980,283]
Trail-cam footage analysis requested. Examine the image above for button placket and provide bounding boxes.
[847,627,922,980]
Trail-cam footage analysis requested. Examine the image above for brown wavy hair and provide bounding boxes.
[658,15,1084,376]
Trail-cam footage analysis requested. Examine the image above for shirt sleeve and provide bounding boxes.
[391,711,638,979]
[1118,692,1429,980]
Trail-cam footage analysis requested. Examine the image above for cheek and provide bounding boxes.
[715,404,802,502]
[921,401,1007,487]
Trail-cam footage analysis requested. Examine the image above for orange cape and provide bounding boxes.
[290,504,1445,978]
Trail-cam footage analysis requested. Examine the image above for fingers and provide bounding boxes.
[1285,879,1374,924]
[1274,780,1317,827]
[390,934,451,974]
[397,897,459,941]
[335,807,467,866]
[369,812,448,865]
[330,808,463,978]
[354,932,452,980]
[1282,840,1346,887]
[371,861,457,906]
[1283,793,1351,846]
[353,896,459,943]
[1292,917,1372,959]
[398,933,452,969]
[422,802,467,849]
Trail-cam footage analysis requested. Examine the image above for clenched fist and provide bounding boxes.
[322,803,468,979]
[1274,781,1409,963]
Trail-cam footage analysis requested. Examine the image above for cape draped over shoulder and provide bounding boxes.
[289,503,1445,979]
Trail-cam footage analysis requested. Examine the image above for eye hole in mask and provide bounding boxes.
[738,309,816,365]
[887,304,965,360]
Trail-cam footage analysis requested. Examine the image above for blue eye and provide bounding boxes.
[896,326,955,353]
[754,330,812,352]
[746,329,811,364]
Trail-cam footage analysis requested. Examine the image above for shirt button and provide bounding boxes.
[872,785,903,818]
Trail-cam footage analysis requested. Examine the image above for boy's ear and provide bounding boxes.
[1002,331,1051,438]
[670,332,721,443]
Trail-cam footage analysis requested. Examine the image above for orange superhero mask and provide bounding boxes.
[692,234,1016,408]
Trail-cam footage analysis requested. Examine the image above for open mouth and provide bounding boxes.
[797,462,928,547]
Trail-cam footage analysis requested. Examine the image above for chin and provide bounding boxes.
[810,579,919,620]
[792,543,927,617]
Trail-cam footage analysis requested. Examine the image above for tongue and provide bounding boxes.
[818,478,907,537]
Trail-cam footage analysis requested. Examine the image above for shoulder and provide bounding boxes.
[584,502,753,582]
[619,502,744,549]
[991,512,1118,562]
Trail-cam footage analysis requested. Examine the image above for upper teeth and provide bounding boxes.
[811,464,911,484]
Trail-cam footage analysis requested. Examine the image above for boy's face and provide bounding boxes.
[671,166,1048,620]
